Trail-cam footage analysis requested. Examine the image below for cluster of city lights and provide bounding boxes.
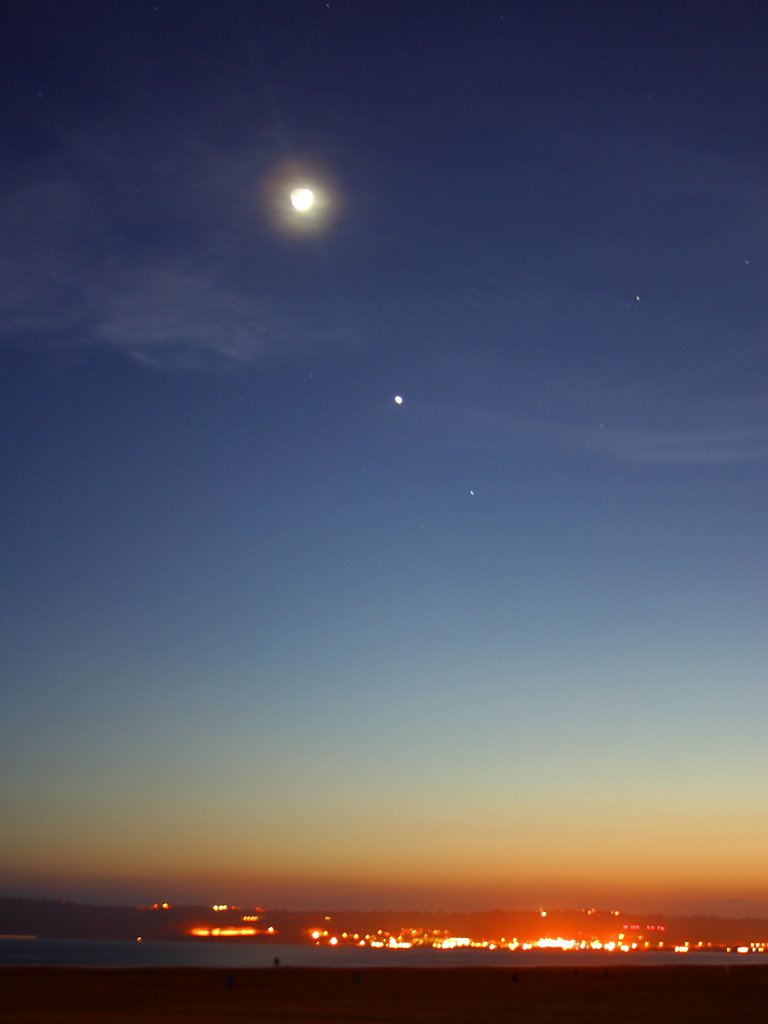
[308,927,658,953]
[183,903,765,955]
[673,940,767,955]
[306,926,767,956]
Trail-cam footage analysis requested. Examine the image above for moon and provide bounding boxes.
[290,187,315,212]
[393,395,404,405]
[263,161,337,235]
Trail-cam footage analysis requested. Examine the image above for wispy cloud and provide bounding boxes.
[0,127,357,369]
[576,423,768,465]
[93,266,355,369]
[424,401,768,466]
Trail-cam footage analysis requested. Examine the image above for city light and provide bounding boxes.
[297,921,767,957]
[185,911,766,957]
[190,927,257,938]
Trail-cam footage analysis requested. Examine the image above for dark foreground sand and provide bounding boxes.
[1,965,766,1023]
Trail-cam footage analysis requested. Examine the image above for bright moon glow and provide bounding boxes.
[394,395,404,405]
[290,187,315,212]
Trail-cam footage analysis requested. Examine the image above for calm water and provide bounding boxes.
[0,939,762,969]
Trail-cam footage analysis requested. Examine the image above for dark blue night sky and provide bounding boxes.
[1,1,766,913]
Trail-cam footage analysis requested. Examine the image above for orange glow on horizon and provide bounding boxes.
[14,823,767,920]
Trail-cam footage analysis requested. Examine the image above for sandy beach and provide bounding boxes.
[1,964,766,1023]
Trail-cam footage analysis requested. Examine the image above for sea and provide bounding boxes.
[0,938,763,969]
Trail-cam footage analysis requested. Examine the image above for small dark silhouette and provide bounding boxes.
[273,956,280,967]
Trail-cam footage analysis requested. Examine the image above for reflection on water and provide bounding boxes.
[0,938,762,969]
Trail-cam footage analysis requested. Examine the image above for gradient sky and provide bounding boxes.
[1,1,766,915]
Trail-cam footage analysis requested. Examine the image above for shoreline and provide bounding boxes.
[3,934,766,968]
[2,964,767,1023]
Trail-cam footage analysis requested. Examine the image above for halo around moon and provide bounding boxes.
[262,160,339,236]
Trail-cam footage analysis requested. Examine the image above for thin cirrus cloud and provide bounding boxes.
[518,419,768,466]
[428,402,768,467]
[0,249,353,371]
[94,266,355,370]
[0,128,356,369]
[570,422,767,465]
[591,425,768,465]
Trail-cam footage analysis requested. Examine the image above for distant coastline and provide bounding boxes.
[1,897,766,954]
